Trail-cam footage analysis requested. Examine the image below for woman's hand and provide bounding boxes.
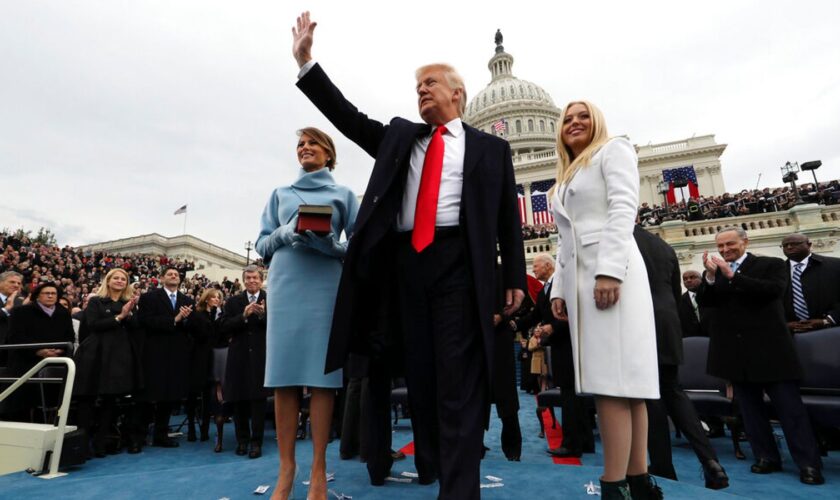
[594,276,621,310]
[301,231,345,257]
[551,298,566,320]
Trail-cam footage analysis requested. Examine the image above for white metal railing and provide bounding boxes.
[0,356,76,479]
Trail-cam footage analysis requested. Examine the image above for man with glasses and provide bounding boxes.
[781,233,840,333]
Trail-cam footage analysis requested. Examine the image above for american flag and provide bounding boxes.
[516,184,527,224]
[173,204,187,215]
[531,179,555,225]
[493,119,507,135]
[662,166,699,203]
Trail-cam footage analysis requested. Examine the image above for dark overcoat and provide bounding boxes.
[221,291,270,401]
[137,288,194,402]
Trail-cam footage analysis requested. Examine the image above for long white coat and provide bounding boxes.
[549,137,659,398]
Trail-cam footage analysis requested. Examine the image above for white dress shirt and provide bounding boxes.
[789,254,811,280]
[297,61,465,231]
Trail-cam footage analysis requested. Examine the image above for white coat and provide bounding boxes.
[549,137,659,398]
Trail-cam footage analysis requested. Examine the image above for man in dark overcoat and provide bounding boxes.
[220,265,270,458]
[292,12,526,499]
[137,266,195,448]
[697,227,823,485]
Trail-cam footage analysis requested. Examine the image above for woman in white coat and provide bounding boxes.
[549,101,660,499]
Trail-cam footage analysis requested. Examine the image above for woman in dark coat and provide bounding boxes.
[186,288,222,443]
[6,282,75,422]
[74,268,141,456]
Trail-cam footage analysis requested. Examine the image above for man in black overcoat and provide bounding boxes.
[137,266,195,448]
[292,13,526,499]
[633,226,728,489]
[697,227,824,485]
[220,266,270,459]
[511,253,593,458]
[781,232,840,332]
[677,270,710,337]
[0,271,25,368]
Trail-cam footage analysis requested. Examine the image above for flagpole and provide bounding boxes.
[183,211,187,236]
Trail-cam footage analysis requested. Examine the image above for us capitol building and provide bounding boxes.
[464,31,840,272]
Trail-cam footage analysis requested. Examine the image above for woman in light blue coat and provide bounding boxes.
[255,127,358,500]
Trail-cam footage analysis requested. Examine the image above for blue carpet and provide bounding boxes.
[0,391,837,499]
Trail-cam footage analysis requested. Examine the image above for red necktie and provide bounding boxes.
[412,126,447,252]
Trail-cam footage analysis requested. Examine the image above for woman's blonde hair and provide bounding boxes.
[97,268,134,301]
[554,100,610,189]
[196,288,222,312]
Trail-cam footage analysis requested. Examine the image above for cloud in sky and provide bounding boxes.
[2,0,839,254]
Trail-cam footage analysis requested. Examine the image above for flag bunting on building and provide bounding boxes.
[493,119,507,135]
[516,184,526,224]
[530,179,555,225]
[662,166,699,204]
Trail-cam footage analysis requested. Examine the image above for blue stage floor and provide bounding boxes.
[1,392,837,499]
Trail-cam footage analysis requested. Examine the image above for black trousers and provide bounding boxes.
[550,335,593,453]
[365,360,396,484]
[733,381,822,470]
[396,231,487,500]
[233,398,267,446]
[647,364,718,479]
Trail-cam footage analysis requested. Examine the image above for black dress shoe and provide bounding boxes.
[248,444,262,459]
[703,460,729,489]
[583,442,596,454]
[418,475,438,485]
[538,431,545,439]
[127,444,142,454]
[800,467,825,485]
[390,449,406,461]
[235,443,248,456]
[750,458,782,474]
[152,438,180,448]
[547,446,582,458]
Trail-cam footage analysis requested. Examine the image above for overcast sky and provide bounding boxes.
[2,1,839,255]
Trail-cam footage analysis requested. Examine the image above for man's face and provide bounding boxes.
[715,230,748,262]
[416,68,460,126]
[37,287,59,308]
[682,271,701,292]
[243,271,263,294]
[0,275,22,296]
[163,269,181,288]
[531,259,552,281]
[781,234,811,262]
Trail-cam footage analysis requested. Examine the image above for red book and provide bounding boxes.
[296,205,333,236]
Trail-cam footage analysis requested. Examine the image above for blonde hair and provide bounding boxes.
[415,63,467,117]
[554,101,610,189]
[196,288,222,312]
[97,268,134,302]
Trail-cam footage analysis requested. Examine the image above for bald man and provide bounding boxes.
[781,232,840,333]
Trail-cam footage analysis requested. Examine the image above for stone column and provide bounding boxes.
[524,182,534,225]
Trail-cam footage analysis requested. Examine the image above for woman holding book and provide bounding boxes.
[255,126,358,500]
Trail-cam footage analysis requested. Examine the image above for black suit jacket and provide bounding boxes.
[137,288,195,401]
[297,63,526,374]
[678,292,706,338]
[696,253,800,383]
[0,295,25,367]
[633,225,683,366]
[6,303,74,376]
[784,253,840,323]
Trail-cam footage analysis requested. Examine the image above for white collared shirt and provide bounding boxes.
[397,117,465,231]
[789,254,811,280]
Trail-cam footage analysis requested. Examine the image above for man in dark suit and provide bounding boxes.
[633,226,728,489]
[511,253,593,458]
[0,271,25,367]
[220,265,270,459]
[678,270,708,337]
[292,13,526,499]
[781,232,840,333]
[697,227,824,485]
[137,266,195,449]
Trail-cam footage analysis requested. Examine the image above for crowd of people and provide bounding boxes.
[521,223,558,240]
[639,180,840,227]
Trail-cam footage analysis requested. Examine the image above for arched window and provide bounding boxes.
[539,120,545,132]
[515,120,522,133]
[549,121,555,133]
[528,119,534,132]
[501,87,505,98]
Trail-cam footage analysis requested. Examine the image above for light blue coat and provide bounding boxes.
[256,168,358,388]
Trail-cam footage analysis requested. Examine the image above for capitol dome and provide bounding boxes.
[464,30,562,157]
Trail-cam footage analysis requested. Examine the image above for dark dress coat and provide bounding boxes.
[678,291,710,338]
[137,288,195,402]
[220,291,270,401]
[188,307,219,393]
[74,296,143,396]
[297,63,526,376]
[696,253,801,383]
[513,279,572,386]
[783,253,840,323]
[0,295,25,367]
[633,225,683,366]
[490,267,519,418]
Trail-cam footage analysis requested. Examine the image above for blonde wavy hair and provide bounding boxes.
[96,268,134,301]
[554,100,610,189]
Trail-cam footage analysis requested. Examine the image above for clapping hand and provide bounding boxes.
[245,300,265,318]
[175,305,193,323]
[702,251,734,280]
[292,11,316,68]
[117,296,138,321]
[3,290,17,312]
